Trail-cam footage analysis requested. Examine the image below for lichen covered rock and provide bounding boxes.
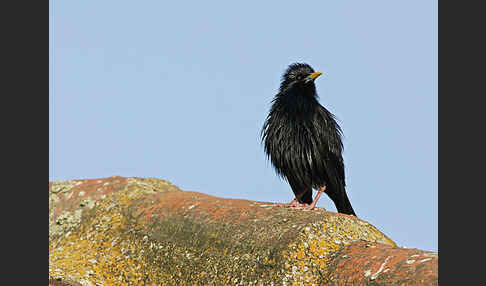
[49,176,437,285]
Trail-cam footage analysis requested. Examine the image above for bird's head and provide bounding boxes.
[279,63,323,97]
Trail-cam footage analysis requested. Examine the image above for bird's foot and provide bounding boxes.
[274,199,312,208]
[274,198,296,207]
[296,186,326,210]
[298,204,320,210]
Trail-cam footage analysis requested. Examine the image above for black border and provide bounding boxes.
[439,0,484,284]
[4,0,46,284]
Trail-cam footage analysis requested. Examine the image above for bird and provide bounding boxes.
[261,63,356,216]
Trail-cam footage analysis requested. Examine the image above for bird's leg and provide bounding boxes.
[303,185,326,210]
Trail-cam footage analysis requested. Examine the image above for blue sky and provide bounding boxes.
[50,1,437,251]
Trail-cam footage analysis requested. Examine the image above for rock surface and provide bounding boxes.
[49,176,438,285]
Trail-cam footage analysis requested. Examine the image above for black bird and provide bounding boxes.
[261,63,356,216]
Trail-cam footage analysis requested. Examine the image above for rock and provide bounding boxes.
[49,176,437,286]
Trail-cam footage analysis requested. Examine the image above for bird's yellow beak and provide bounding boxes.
[310,72,323,80]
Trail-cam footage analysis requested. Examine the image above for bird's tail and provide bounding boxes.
[327,184,356,216]
[335,191,356,216]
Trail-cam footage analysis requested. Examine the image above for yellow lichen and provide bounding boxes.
[283,216,396,286]
[49,180,171,285]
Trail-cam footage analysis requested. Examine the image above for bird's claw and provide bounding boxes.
[274,200,318,209]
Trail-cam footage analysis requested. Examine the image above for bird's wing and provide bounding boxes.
[328,152,345,186]
[314,104,346,186]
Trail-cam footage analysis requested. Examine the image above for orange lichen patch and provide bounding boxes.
[327,241,438,285]
[129,190,277,227]
[164,191,271,221]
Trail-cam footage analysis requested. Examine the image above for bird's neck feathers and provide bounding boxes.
[278,81,318,100]
[272,90,321,117]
